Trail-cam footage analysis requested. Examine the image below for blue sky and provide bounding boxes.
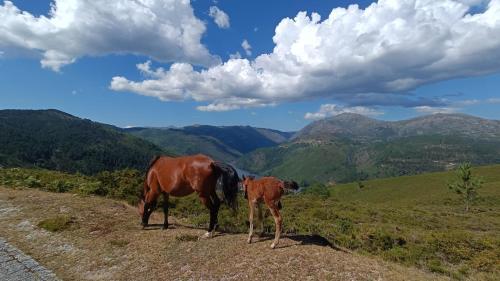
[1,0,499,131]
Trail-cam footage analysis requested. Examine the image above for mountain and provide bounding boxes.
[238,113,500,184]
[295,113,500,141]
[0,109,166,174]
[126,125,293,162]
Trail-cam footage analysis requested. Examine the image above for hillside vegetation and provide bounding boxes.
[238,113,500,184]
[0,109,167,174]
[126,125,293,162]
[1,165,498,280]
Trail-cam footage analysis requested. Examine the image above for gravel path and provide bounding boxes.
[0,238,59,281]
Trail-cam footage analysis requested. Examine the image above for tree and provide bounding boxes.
[448,162,482,212]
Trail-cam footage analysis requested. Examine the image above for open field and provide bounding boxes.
[0,165,499,280]
[0,187,446,281]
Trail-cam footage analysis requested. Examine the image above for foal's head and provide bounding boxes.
[241,175,255,196]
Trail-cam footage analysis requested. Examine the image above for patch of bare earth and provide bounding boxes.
[0,187,448,281]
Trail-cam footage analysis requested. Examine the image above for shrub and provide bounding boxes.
[38,216,76,232]
[48,180,75,193]
[175,234,199,242]
[109,239,130,247]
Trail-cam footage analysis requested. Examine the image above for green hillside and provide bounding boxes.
[0,109,167,174]
[126,125,293,162]
[238,114,500,184]
[124,128,241,162]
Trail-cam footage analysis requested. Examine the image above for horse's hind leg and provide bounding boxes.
[268,201,282,249]
[199,194,219,239]
[257,203,265,236]
[162,193,169,230]
[209,191,221,234]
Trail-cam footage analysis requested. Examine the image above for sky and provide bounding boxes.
[1,0,500,131]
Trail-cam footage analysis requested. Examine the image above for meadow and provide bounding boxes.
[0,165,498,280]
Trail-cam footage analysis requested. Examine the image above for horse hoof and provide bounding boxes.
[200,232,212,239]
[247,238,252,244]
[270,243,276,249]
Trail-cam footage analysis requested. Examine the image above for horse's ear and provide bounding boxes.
[242,175,246,180]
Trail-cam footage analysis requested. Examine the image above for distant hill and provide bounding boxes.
[294,113,500,141]
[0,109,166,174]
[238,113,500,184]
[126,125,293,162]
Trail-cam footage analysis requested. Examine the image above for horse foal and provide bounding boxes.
[241,176,299,249]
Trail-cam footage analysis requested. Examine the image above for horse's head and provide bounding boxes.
[137,197,146,217]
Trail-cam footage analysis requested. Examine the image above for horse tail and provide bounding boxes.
[283,180,299,190]
[140,155,162,200]
[212,161,239,212]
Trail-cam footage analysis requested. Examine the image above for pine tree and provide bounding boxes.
[448,162,482,212]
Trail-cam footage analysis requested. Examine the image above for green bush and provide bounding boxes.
[38,216,76,232]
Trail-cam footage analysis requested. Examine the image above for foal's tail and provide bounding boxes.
[283,180,299,190]
[212,161,239,212]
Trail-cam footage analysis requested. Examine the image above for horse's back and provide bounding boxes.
[151,154,216,196]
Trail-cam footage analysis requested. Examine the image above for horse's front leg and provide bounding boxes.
[162,193,169,230]
[247,201,256,244]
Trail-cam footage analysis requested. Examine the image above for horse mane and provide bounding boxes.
[140,155,162,200]
[212,161,240,211]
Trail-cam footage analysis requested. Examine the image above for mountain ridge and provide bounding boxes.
[0,109,167,174]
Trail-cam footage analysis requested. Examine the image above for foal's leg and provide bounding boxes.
[162,193,169,230]
[268,201,283,249]
[257,203,265,236]
[247,201,256,244]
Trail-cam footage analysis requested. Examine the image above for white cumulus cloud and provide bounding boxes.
[304,104,383,120]
[209,6,230,29]
[0,0,217,71]
[111,0,500,111]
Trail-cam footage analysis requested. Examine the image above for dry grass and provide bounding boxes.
[0,186,448,281]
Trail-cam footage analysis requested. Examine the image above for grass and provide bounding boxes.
[175,234,199,242]
[109,239,130,247]
[37,216,77,232]
[1,164,499,280]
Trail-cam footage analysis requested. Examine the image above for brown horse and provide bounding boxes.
[138,154,239,238]
[241,176,299,248]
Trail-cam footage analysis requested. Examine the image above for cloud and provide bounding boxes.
[304,104,383,120]
[0,0,217,71]
[241,39,252,56]
[335,93,448,108]
[209,6,230,29]
[111,0,500,110]
[486,98,500,103]
[414,106,458,114]
[229,52,242,59]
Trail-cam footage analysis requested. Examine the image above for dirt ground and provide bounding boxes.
[0,186,448,281]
